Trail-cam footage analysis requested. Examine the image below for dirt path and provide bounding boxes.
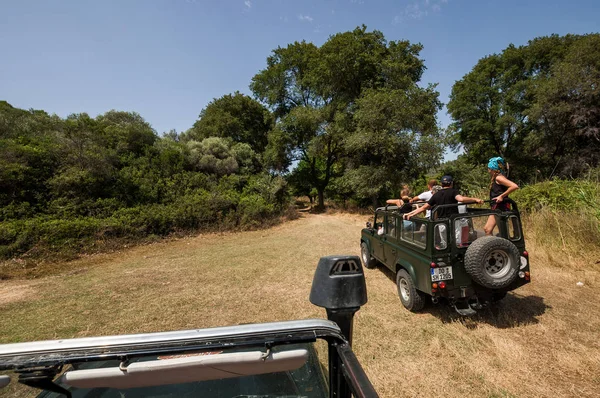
[1,213,599,397]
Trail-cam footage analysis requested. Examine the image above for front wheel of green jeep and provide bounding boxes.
[360,242,377,269]
[396,269,425,312]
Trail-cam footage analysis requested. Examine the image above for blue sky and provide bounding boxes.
[1,0,599,142]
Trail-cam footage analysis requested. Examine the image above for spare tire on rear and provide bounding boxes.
[464,236,519,289]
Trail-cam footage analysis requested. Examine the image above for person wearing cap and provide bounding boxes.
[402,175,483,220]
[485,156,519,235]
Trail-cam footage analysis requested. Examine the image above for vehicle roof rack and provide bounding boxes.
[375,205,399,211]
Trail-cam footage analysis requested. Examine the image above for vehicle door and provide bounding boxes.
[382,215,399,270]
[396,217,432,292]
[371,211,386,262]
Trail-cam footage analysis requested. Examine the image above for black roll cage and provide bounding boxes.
[431,198,520,220]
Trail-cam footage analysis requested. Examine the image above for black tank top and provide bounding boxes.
[490,177,508,200]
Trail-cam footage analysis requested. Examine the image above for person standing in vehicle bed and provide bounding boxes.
[409,179,438,218]
[402,175,483,220]
[484,157,519,235]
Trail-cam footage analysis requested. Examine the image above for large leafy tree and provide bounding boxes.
[344,86,442,207]
[448,34,600,181]
[0,102,61,216]
[526,34,600,177]
[186,92,274,154]
[447,50,531,164]
[251,40,335,208]
[96,110,157,157]
[252,26,440,208]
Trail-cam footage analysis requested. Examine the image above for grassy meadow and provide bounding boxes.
[1,212,600,397]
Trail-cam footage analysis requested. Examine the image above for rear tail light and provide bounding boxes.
[523,251,529,257]
[439,282,446,289]
[430,262,437,268]
[432,283,438,289]
[525,271,530,281]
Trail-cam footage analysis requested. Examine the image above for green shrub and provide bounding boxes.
[237,194,276,227]
[0,201,35,221]
[512,179,600,216]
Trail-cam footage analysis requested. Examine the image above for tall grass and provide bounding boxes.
[512,179,600,270]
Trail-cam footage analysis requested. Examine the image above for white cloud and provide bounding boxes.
[244,0,251,9]
[393,0,447,23]
[405,3,428,19]
[298,14,314,22]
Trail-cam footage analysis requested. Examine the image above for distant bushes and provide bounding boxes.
[0,175,290,261]
[512,177,600,265]
[512,179,600,214]
[0,102,292,264]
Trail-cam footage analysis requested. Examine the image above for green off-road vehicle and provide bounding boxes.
[360,199,531,315]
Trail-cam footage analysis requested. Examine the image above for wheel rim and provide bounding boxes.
[484,249,512,279]
[361,244,369,264]
[399,278,410,302]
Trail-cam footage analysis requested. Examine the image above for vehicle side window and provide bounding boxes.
[507,215,521,240]
[374,212,383,230]
[434,223,448,250]
[401,219,426,248]
[386,216,396,238]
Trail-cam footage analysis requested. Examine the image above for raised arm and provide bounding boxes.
[386,199,404,207]
[455,195,484,205]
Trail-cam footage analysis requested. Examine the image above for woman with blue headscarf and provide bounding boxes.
[484,156,519,235]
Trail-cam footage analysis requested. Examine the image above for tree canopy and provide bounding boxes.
[252,25,443,208]
[185,92,274,154]
[448,33,600,182]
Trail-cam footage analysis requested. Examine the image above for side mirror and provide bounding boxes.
[309,255,367,345]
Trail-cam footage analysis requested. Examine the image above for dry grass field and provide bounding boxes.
[1,212,599,397]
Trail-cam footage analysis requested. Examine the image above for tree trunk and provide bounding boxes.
[317,189,325,210]
[371,195,378,210]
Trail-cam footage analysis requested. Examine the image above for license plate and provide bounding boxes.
[431,266,453,282]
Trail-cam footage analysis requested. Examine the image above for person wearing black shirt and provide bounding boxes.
[485,157,519,235]
[386,188,413,214]
[402,175,483,220]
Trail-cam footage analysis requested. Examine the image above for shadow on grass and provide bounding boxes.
[373,264,549,329]
[425,293,550,329]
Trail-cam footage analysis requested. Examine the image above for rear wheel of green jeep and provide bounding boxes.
[360,242,377,269]
[396,269,425,312]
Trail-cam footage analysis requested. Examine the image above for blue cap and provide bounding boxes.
[488,157,506,171]
[441,175,453,185]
